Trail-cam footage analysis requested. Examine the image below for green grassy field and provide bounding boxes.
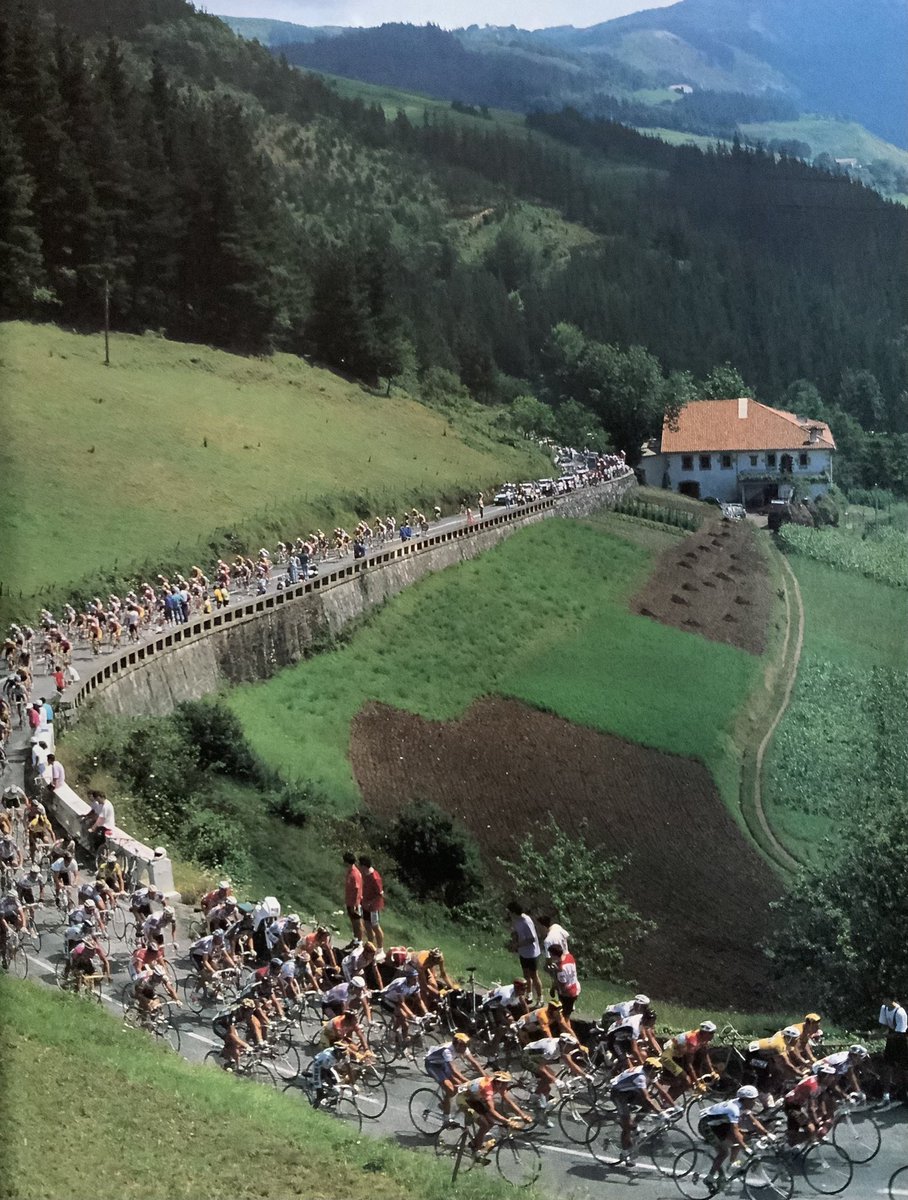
[229,518,761,812]
[0,322,547,625]
[764,557,908,862]
[0,975,524,1200]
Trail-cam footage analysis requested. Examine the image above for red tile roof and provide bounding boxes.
[661,399,836,454]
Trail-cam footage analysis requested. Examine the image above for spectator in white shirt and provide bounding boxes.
[46,754,65,790]
[506,900,543,1005]
[540,912,571,957]
[877,994,908,1110]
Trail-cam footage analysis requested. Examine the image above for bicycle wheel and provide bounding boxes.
[890,1165,908,1200]
[832,1110,881,1163]
[183,975,211,1015]
[647,1123,695,1177]
[496,1135,542,1188]
[156,1017,181,1054]
[109,904,127,942]
[586,1113,623,1168]
[357,1058,387,1089]
[353,1080,388,1120]
[685,1090,721,1135]
[409,1087,446,1136]
[672,1146,717,1200]
[246,1058,281,1089]
[800,1141,853,1195]
[557,1093,602,1145]
[743,1156,795,1200]
[321,1091,363,1134]
[204,1048,227,1070]
[435,1122,473,1171]
[123,1002,144,1031]
[7,942,28,979]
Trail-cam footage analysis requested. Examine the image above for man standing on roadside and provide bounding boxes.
[506,900,543,1005]
[876,993,908,1110]
[359,855,385,953]
[45,753,65,791]
[343,852,363,948]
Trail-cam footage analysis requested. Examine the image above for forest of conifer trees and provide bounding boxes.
[1,0,905,488]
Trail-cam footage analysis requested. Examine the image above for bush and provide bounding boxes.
[174,700,264,782]
[267,781,326,827]
[384,800,484,910]
[182,808,251,883]
[497,815,650,977]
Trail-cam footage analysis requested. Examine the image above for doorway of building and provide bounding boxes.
[678,481,701,499]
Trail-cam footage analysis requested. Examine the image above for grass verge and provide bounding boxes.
[0,974,531,1200]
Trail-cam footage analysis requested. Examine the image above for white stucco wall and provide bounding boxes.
[663,448,832,501]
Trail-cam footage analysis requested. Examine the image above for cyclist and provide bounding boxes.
[812,1045,869,1100]
[76,880,109,924]
[608,1056,675,1165]
[323,975,372,1023]
[128,940,166,981]
[96,852,125,896]
[519,1032,590,1118]
[341,940,382,991]
[411,946,458,1008]
[309,1043,350,1107]
[15,863,45,905]
[699,1084,771,1186]
[516,997,577,1044]
[789,1013,823,1065]
[265,912,302,959]
[205,893,239,932]
[66,896,99,936]
[212,997,261,1067]
[26,802,54,860]
[322,1009,370,1057]
[133,961,181,1019]
[283,950,321,998]
[188,928,238,985]
[377,965,426,1043]
[0,889,26,955]
[67,932,111,989]
[0,832,22,879]
[199,879,231,916]
[660,1021,718,1099]
[455,1071,531,1160]
[302,925,338,973]
[240,959,287,1024]
[607,1003,660,1068]
[605,993,651,1023]
[744,1025,804,1108]
[424,1032,487,1123]
[142,904,178,952]
[128,885,163,929]
[481,978,531,1036]
[783,1063,837,1145]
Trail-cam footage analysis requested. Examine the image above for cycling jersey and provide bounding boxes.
[381,977,419,1006]
[482,984,524,1010]
[611,1066,649,1094]
[516,1009,552,1038]
[785,1076,821,1107]
[702,1099,743,1126]
[0,839,18,862]
[523,1037,563,1063]
[15,877,41,903]
[462,1077,494,1106]
[341,950,372,982]
[425,1042,460,1069]
[813,1052,850,1077]
[665,1029,706,1057]
[610,1012,644,1041]
[750,1032,787,1057]
[0,896,21,919]
[190,934,220,958]
[324,982,360,1009]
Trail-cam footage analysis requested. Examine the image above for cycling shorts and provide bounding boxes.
[426,1058,455,1085]
[660,1051,685,1078]
[699,1118,732,1146]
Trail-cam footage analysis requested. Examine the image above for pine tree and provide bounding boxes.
[0,109,46,313]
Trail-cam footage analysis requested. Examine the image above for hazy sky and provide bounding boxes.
[210,0,678,32]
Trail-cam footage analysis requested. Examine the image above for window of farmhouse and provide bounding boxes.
[721,454,733,469]
[799,453,809,467]
[699,454,711,471]
[749,455,758,466]
[767,453,777,468]
[681,455,694,471]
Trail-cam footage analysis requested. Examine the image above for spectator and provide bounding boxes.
[547,942,581,1019]
[46,753,65,790]
[506,900,543,1005]
[540,912,571,957]
[877,993,908,1110]
[343,851,363,947]
[359,855,385,952]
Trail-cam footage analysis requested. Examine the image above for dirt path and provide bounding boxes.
[749,554,805,873]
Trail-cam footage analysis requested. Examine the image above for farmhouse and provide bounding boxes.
[639,397,836,507]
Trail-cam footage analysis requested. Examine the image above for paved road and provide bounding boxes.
[18,912,907,1200]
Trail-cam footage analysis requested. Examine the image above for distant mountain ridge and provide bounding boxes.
[222,0,907,149]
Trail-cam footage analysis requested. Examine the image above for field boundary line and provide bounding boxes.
[751,553,804,873]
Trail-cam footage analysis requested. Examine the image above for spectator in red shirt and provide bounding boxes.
[359,855,385,952]
[343,852,363,947]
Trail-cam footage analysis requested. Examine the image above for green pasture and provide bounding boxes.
[764,558,908,863]
[0,976,523,1200]
[0,322,546,624]
[229,518,760,811]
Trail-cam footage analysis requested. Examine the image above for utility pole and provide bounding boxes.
[103,277,110,366]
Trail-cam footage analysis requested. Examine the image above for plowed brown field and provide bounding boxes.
[632,518,772,654]
[351,697,780,1008]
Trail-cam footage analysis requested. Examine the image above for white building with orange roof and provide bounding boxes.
[639,397,836,508]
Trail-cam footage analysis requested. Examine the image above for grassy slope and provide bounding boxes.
[0,322,547,623]
[229,518,761,813]
[738,116,908,172]
[763,557,908,861]
[0,976,520,1200]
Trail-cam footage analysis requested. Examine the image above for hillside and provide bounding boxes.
[0,975,518,1200]
[0,322,547,624]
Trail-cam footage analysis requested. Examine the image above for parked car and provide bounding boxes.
[494,489,515,506]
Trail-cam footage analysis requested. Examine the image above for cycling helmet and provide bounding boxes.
[225,895,237,906]
[316,925,330,936]
[162,905,175,918]
[351,975,366,989]
[151,963,165,977]
[804,1013,822,1023]
[5,889,16,900]
[286,914,300,926]
[848,1045,869,1058]
[106,853,118,864]
[212,928,225,940]
[428,947,442,960]
[35,803,45,814]
[782,1026,800,1040]
[453,1032,471,1045]
[83,899,96,910]
[559,1033,579,1046]
[634,994,650,1005]
[817,1064,837,1076]
[27,864,40,875]
[362,941,376,953]
[513,978,528,989]
[492,1071,513,1084]
[240,998,256,1010]
[269,956,283,967]
[403,965,419,978]
[297,951,311,963]
[737,1086,759,1100]
[700,1021,717,1033]
[547,998,563,1010]
[644,1057,663,1070]
[218,879,231,890]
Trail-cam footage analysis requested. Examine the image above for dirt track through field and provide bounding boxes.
[632,519,771,654]
[351,697,780,1009]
